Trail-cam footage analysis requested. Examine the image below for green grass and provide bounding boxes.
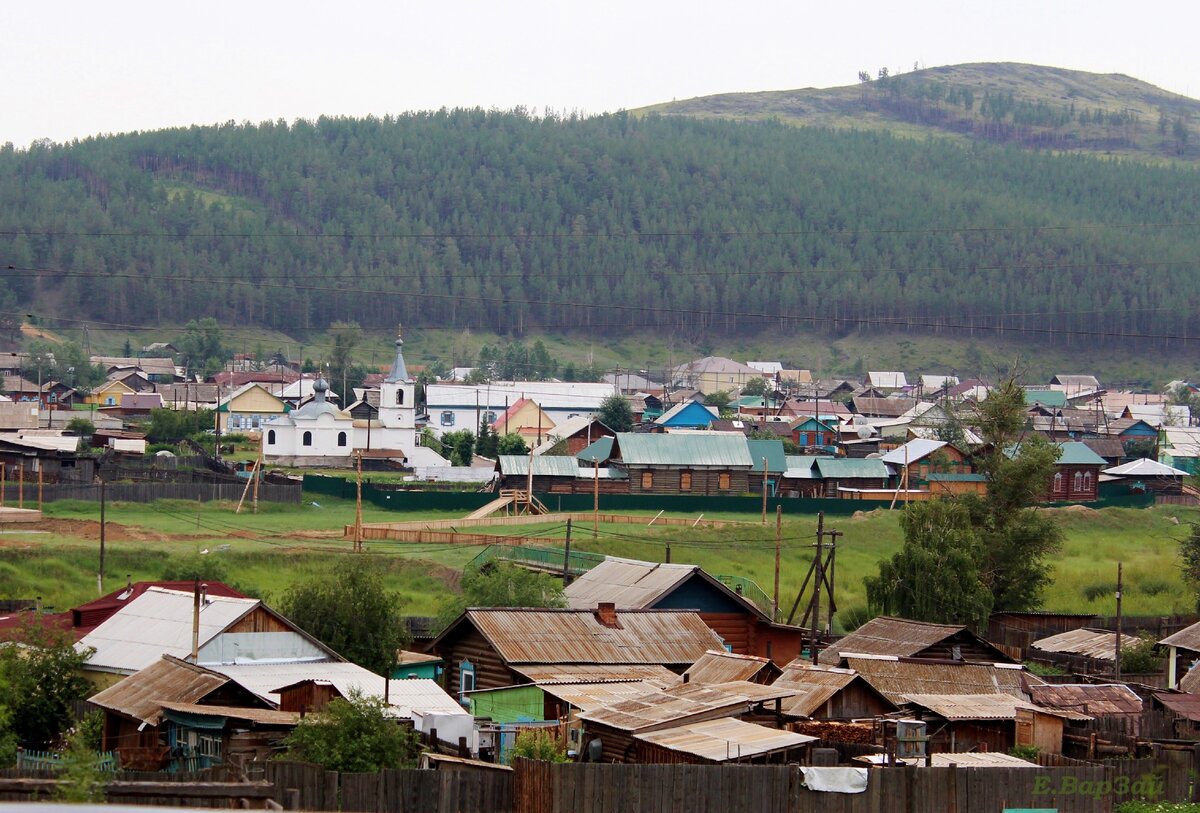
[3,497,1197,629]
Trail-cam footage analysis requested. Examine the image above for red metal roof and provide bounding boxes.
[69,581,248,638]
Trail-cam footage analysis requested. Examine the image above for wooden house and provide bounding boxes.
[746,439,787,496]
[563,556,806,664]
[881,439,972,486]
[632,717,815,765]
[494,454,580,492]
[810,457,891,497]
[217,383,289,433]
[427,606,725,703]
[654,400,719,429]
[531,416,614,456]
[1102,458,1187,495]
[790,417,837,452]
[85,378,137,407]
[606,432,754,496]
[491,398,557,445]
[1006,441,1105,502]
[771,662,895,720]
[818,616,1014,667]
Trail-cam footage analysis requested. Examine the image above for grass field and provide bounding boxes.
[0,495,1196,629]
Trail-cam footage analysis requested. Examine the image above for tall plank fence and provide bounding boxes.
[0,481,301,505]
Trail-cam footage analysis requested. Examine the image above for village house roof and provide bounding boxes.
[562,557,769,621]
[157,702,299,726]
[510,664,680,684]
[436,608,725,667]
[851,397,917,418]
[747,362,782,375]
[1151,691,1200,722]
[635,717,816,762]
[812,458,890,480]
[208,661,389,707]
[271,676,463,719]
[654,400,719,427]
[532,680,672,713]
[155,383,220,405]
[425,382,616,410]
[919,375,959,391]
[1024,389,1068,408]
[771,662,894,718]
[1104,458,1189,477]
[672,357,764,379]
[842,657,1035,706]
[576,436,615,464]
[820,616,1012,666]
[610,432,753,468]
[1028,684,1143,718]
[681,651,777,685]
[747,439,787,474]
[91,356,178,379]
[87,656,233,726]
[880,439,953,467]
[1159,621,1200,652]
[495,455,579,478]
[1082,438,1128,461]
[1031,629,1139,662]
[579,681,794,734]
[900,693,1077,721]
[1051,375,1101,390]
[866,372,908,389]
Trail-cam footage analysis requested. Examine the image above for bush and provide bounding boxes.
[511,728,570,763]
[1082,582,1117,602]
[1007,744,1039,762]
[1023,660,1067,677]
[1120,632,1162,674]
[65,418,95,437]
[279,690,421,772]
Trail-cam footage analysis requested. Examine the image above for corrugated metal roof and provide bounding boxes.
[747,440,787,474]
[495,455,580,477]
[78,588,260,674]
[1104,458,1189,477]
[381,679,467,718]
[772,662,867,718]
[563,557,698,610]
[813,458,890,480]
[784,456,823,479]
[579,683,761,733]
[1159,620,1200,651]
[844,657,1037,705]
[467,608,725,665]
[819,617,967,664]
[1055,442,1108,466]
[87,656,229,726]
[901,693,1059,721]
[881,439,948,466]
[537,680,668,712]
[635,717,816,761]
[212,661,389,707]
[611,433,752,468]
[1031,628,1138,661]
[159,702,299,726]
[576,436,615,463]
[682,651,774,685]
[867,373,908,389]
[858,752,1039,769]
[1153,691,1200,722]
[512,664,679,684]
[1029,684,1142,717]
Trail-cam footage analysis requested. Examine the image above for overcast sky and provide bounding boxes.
[4,0,1196,148]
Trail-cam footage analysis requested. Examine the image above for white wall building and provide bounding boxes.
[424,381,616,437]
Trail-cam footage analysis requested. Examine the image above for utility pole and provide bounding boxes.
[665,539,671,564]
[1115,562,1124,681]
[773,506,782,622]
[98,481,106,594]
[562,519,572,587]
[813,512,824,654]
[761,458,768,525]
[593,459,599,539]
[354,451,364,553]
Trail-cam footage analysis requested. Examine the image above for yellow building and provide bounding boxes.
[490,398,557,445]
[217,383,288,433]
[85,379,136,407]
[671,356,769,395]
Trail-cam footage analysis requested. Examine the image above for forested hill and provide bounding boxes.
[2,108,1200,347]
[640,63,1200,162]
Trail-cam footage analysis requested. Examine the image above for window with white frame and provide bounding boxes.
[441,411,456,426]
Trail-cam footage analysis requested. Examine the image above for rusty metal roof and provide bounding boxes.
[844,657,1039,706]
[1029,684,1142,717]
[537,681,668,712]
[901,693,1061,721]
[681,651,774,685]
[1031,629,1139,662]
[635,717,816,762]
[563,558,699,610]
[513,664,679,684]
[579,682,781,733]
[87,656,229,726]
[772,662,879,718]
[465,608,725,665]
[1153,691,1200,722]
[819,617,969,664]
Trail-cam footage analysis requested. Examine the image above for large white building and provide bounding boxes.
[424,381,616,437]
[262,331,447,467]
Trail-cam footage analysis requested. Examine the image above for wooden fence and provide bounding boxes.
[353,510,747,539]
[511,756,1197,813]
[257,762,512,812]
[0,481,301,505]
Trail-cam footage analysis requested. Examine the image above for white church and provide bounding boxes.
[261,330,449,468]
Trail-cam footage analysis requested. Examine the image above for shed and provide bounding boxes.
[771,662,895,720]
[1028,684,1143,732]
[1158,622,1200,689]
[842,657,1036,706]
[811,458,891,497]
[1031,628,1138,663]
[681,650,780,685]
[634,717,816,764]
[494,454,580,491]
[900,693,1073,754]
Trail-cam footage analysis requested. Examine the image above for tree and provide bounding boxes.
[280,689,421,772]
[1179,523,1200,608]
[65,417,95,437]
[440,429,476,466]
[176,318,229,377]
[19,340,56,385]
[497,433,529,455]
[0,620,93,748]
[146,408,214,443]
[596,394,634,433]
[437,563,565,629]
[328,321,363,396]
[511,728,570,762]
[704,390,732,412]
[864,499,994,627]
[475,422,499,459]
[278,560,409,675]
[741,377,769,397]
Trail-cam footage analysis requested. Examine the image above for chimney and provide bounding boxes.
[682,673,690,684]
[200,583,209,606]
[595,602,621,629]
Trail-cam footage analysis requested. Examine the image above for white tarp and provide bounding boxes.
[800,766,869,794]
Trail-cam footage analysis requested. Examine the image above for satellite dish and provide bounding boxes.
[856,423,874,440]
[852,415,870,426]
[866,452,883,458]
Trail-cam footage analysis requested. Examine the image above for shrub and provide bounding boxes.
[1082,582,1117,602]
[1007,744,1039,762]
[511,729,569,763]
[1120,632,1162,675]
[279,690,421,772]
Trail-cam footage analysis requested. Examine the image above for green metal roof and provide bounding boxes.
[576,436,615,464]
[496,455,581,477]
[611,432,753,468]
[1054,442,1107,466]
[926,473,988,482]
[747,439,787,474]
[813,458,890,479]
[1023,390,1067,407]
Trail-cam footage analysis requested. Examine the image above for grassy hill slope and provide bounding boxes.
[639,62,1200,162]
